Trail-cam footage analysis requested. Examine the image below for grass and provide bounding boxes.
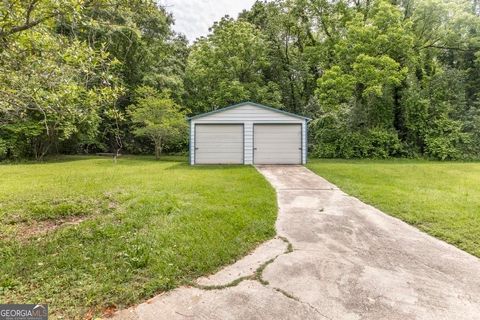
[307,159,480,257]
[0,156,277,319]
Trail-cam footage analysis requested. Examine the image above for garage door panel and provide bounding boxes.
[194,155,242,162]
[256,137,301,143]
[255,126,300,133]
[197,133,242,138]
[195,155,243,162]
[196,125,241,133]
[255,157,299,162]
[197,143,243,150]
[195,124,243,164]
[254,124,301,164]
[256,143,301,149]
[255,130,300,135]
[255,158,300,164]
[196,148,243,153]
[197,141,243,146]
[195,153,243,158]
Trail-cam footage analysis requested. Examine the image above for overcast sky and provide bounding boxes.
[158,0,258,42]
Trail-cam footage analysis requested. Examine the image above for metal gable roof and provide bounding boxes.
[187,101,311,121]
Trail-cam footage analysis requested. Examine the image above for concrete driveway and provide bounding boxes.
[113,166,480,320]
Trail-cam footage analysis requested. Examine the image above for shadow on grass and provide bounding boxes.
[0,155,99,166]
[163,161,249,171]
[0,154,190,166]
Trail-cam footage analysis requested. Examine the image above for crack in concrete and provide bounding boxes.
[267,286,333,320]
[192,236,293,290]
[254,238,333,320]
[193,275,254,291]
[191,235,332,319]
[298,299,333,320]
[250,236,293,286]
[114,165,480,320]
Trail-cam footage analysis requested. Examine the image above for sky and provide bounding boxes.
[158,0,258,42]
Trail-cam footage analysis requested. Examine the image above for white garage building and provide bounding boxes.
[188,102,310,165]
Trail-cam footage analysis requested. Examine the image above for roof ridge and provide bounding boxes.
[188,101,311,120]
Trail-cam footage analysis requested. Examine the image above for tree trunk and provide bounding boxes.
[154,138,162,160]
[33,136,50,161]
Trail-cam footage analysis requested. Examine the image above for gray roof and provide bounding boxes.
[188,101,311,121]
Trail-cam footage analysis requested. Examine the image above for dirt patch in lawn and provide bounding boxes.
[2,215,91,242]
[0,192,123,243]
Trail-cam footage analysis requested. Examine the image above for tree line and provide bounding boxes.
[1,0,479,160]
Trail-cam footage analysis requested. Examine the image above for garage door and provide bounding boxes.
[254,124,302,164]
[195,124,244,164]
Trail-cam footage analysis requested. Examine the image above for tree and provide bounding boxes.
[59,0,189,154]
[0,1,121,160]
[128,87,188,159]
[0,0,188,159]
[1,0,480,161]
[185,17,282,114]
[240,0,323,114]
[0,0,80,39]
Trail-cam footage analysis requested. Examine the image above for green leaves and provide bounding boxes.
[353,54,407,97]
[309,0,480,159]
[185,18,281,112]
[316,66,355,110]
[0,0,81,39]
[0,0,187,159]
[128,87,187,159]
[1,0,480,160]
[0,22,121,159]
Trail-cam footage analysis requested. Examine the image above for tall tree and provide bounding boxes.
[0,0,121,160]
[240,0,321,114]
[185,17,282,114]
[57,0,189,154]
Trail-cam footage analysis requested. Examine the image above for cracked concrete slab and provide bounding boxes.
[113,280,322,320]
[112,165,480,320]
[196,237,287,287]
[259,165,480,320]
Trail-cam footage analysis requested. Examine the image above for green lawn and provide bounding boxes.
[0,156,277,319]
[307,159,480,257]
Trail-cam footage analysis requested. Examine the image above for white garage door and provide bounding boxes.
[254,124,302,164]
[195,124,244,164]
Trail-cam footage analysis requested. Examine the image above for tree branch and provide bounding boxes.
[0,13,57,38]
[25,0,40,24]
[421,44,480,52]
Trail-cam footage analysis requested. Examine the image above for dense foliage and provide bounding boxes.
[1,0,479,160]
[128,87,188,159]
[0,0,187,159]
[236,0,480,159]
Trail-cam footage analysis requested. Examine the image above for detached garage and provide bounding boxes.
[188,102,310,165]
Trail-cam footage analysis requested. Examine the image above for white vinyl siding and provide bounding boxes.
[189,103,308,165]
[189,121,194,165]
[195,124,243,164]
[302,119,308,163]
[194,105,301,122]
[254,124,302,164]
[244,122,254,164]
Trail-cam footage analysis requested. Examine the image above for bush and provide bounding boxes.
[423,115,470,160]
[0,138,7,160]
[424,136,461,160]
[364,128,402,158]
[310,124,402,159]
